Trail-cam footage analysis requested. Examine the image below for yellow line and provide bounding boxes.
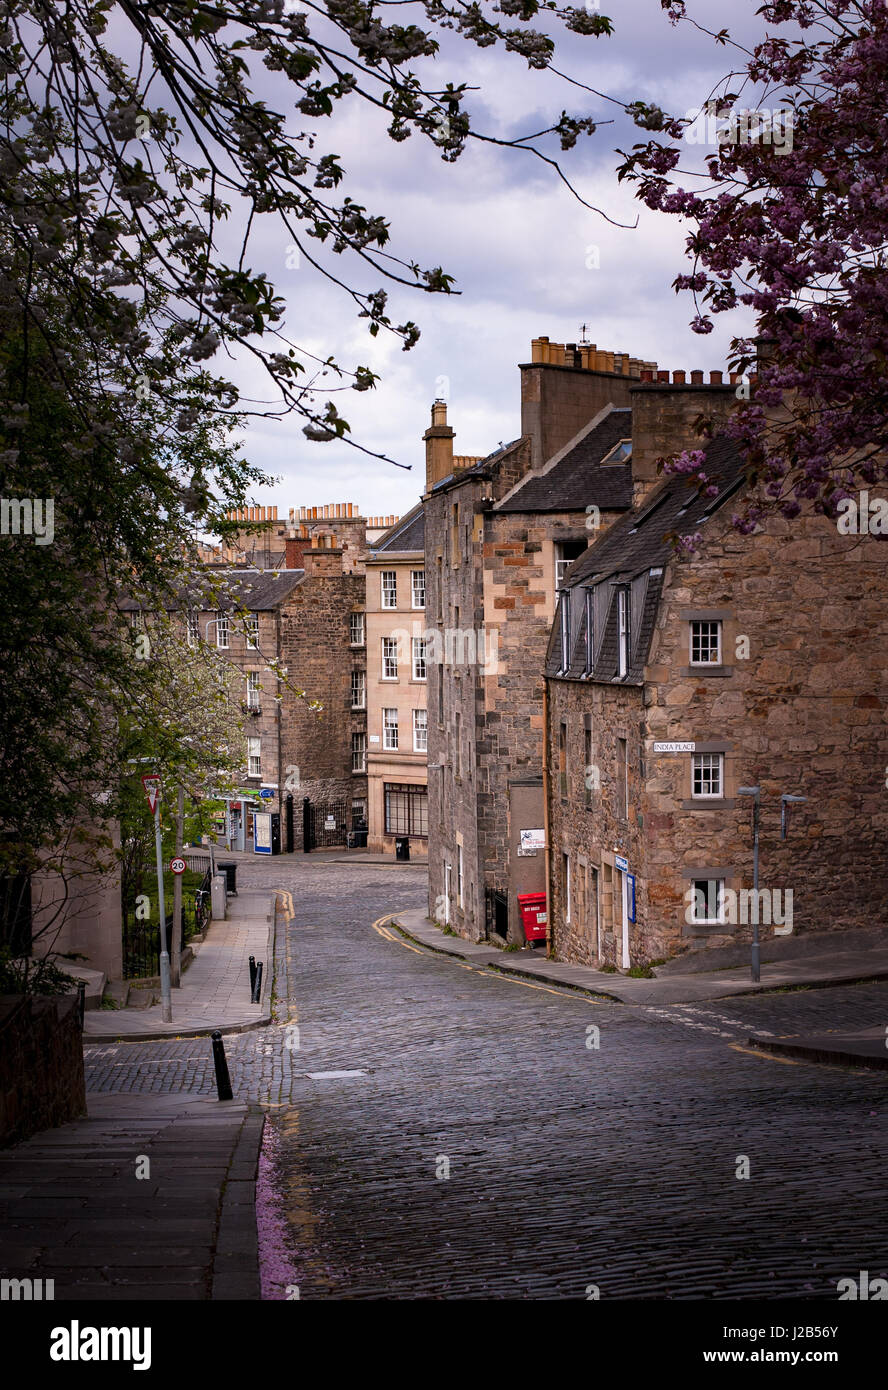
[729,1043,801,1066]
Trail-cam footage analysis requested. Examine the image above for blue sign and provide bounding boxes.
[627,874,636,923]
[259,788,274,800]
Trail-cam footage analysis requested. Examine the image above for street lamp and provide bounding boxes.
[737,786,761,983]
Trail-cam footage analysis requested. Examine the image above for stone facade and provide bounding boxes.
[546,377,888,968]
[365,507,428,854]
[426,339,659,943]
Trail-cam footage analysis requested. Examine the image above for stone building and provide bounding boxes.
[545,375,888,969]
[425,337,659,942]
[364,504,429,854]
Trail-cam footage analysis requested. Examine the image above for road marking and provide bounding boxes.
[729,1043,802,1066]
[279,890,295,919]
[674,1005,776,1037]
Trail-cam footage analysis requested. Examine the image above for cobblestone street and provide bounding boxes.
[84,860,888,1300]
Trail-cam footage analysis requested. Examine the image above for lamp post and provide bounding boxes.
[737,786,761,983]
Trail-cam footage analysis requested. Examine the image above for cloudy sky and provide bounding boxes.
[231,1,767,526]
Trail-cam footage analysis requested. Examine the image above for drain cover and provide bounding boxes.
[306,1069,368,1079]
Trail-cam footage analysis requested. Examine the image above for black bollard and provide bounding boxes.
[251,960,263,1004]
[211,1030,233,1100]
[248,954,256,992]
[77,979,86,1029]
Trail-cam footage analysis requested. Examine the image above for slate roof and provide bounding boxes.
[496,408,633,513]
[372,502,424,554]
[546,435,748,684]
[119,567,305,613]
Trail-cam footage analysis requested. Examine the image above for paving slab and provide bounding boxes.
[84,890,276,1040]
[392,908,888,1005]
[0,1092,264,1300]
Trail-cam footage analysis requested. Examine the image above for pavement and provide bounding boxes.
[0,1093,263,1300]
[84,890,276,1041]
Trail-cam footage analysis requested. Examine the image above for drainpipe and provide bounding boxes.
[541,678,553,958]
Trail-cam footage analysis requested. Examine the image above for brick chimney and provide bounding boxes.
[628,374,736,506]
[302,546,345,577]
[424,399,455,492]
[284,529,307,568]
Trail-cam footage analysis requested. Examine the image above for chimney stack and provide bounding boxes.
[628,377,736,507]
[424,399,455,492]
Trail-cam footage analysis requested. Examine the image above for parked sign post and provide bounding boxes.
[142,773,172,1023]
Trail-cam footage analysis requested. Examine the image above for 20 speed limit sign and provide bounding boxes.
[169,857,187,876]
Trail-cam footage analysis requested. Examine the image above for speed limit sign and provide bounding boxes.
[169,857,186,876]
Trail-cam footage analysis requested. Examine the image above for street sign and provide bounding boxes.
[259,788,274,799]
[141,774,161,815]
[653,741,695,754]
[614,853,629,872]
[169,857,186,876]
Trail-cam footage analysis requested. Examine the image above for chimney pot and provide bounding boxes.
[710,370,723,385]
[690,370,704,385]
[657,370,669,383]
[673,370,686,384]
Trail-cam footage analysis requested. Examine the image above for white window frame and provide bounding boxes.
[411,569,426,610]
[382,637,399,681]
[690,619,722,666]
[457,846,464,908]
[351,732,366,773]
[381,570,398,609]
[349,612,365,647]
[186,611,199,647]
[216,613,230,650]
[413,708,428,752]
[383,707,399,751]
[559,593,570,674]
[412,636,428,681]
[692,752,724,800]
[563,852,572,923]
[246,670,261,709]
[246,736,261,778]
[351,669,366,710]
[245,612,260,650]
[691,878,726,925]
[617,588,629,679]
[584,588,594,675]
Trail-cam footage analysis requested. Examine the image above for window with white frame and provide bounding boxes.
[690,619,722,666]
[383,707,399,750]
[555,540,586,598]
[457,845,464,907]
[412,569,426,609]
[617,587,629,678]
[245,612,260,649]
[351,669,365,709]
[351,732,366,773]
[381,570,397,609]
[349,612,365,647]
[690,878,726,925]
[382,637,398,680]
[186,611,199,647]
[245,670,261,709]
[412,636,428,681]
[247,736,261,777]
[692,752,724,799]
[216,613,230,649]
[413,708,428,752]
[563,852,572,923]
[129,609,145,633]
[584,588,594,675]
[559,593,570,673]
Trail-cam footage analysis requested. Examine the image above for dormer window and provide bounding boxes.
[559,592,571,674]
[690,619,722,666]
[584,588,594,675]
[601,438,632,465]
[617,587,630,679]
